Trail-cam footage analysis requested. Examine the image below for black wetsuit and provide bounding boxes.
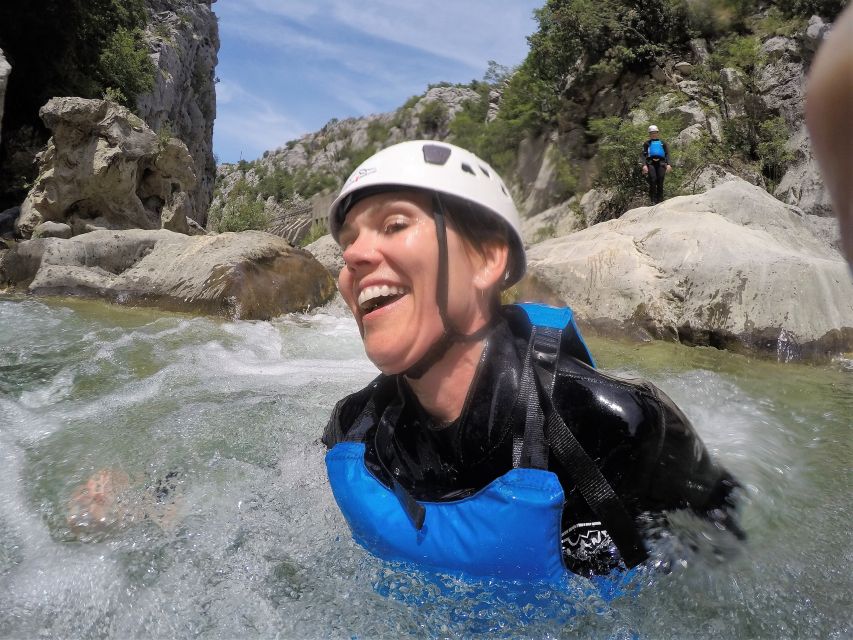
[323,308,741,577]
[643,139,671,204]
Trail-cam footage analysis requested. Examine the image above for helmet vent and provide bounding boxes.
[500,184,508,196]
[422,144,451,165]
[461,163,475,176]
[479,166,490,177]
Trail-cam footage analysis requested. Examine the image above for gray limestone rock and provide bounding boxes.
[689,38,710,63]
[526,178,853,359]
[16,98,197,238]
[0,229,336,319]
[805,15,831,52]
[31,222,72,239]
[674,61,694,76]
[522,198,583,245]
[138,0,219,224]
[304,233,344,278]
[579,188,614,227]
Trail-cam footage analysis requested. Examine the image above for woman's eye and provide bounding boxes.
[384,220,408,234]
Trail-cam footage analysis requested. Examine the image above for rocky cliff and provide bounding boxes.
[213,3,841,240]
[210,86,479,243]
[139,0,219,223]
[0,0,218,224]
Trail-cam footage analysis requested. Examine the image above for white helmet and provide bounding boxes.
[328,140,526,287]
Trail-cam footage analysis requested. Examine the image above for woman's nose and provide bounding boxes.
[341,233,379,270]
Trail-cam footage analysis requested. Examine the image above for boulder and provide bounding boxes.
[521,198,582,245]
[689,38,710,63]
[804,15,831,53]
[689,164,740,193]
[674,61,694,76]
[0,229,336,320]
[0,206,19,238]
[526,178,853,360]
[579,188,614,226]
[0,48,10,146]
[16,98,197,238]
[31,221,72,239]
[304,234,344,278]
[774,124,833,216]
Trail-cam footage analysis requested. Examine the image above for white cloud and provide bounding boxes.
[214,82,306,160]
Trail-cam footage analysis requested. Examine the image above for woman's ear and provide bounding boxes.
[472,241,510,292]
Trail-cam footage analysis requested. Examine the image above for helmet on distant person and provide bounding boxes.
[328,140,526,287]
[648,124,660,133]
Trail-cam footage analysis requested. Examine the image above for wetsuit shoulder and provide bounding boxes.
[551,358,740,517]
[322,375,393,449]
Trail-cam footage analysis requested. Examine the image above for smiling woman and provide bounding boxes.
[321,140,745,585]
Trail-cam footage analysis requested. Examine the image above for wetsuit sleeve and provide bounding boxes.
[641,140,650,164]
[641,384,742,532]
[663,141,671,165]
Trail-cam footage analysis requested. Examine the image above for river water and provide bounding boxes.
[0,294,850,639]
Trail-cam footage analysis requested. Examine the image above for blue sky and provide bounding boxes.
[212,1,542,164]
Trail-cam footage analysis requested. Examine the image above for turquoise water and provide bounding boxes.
[0,295,850,639]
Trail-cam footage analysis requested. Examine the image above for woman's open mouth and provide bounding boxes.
[357,285,409,315]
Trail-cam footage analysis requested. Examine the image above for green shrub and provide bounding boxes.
[708,34,763,73]
[366,121,391,146]
[417,100,449,136]
[97,27,155,108]
[299,220,329,247]
[102,86,127,104]
[756,116,793,188]
[587,116,648,214]
[532,223,558,244]
[685,0,756,37]
[528,0,692,88]
[549,147,580,204]
[775,0,846,20]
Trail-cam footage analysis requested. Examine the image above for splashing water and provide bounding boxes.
[0,295,850,639]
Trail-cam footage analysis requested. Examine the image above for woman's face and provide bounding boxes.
[337,191,489,374]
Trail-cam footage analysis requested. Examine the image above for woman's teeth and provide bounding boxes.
[357,285,408,312]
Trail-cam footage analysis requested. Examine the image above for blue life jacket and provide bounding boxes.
[648,139,666,159]
[325,303,641,585]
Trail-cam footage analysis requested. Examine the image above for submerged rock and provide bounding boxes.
[526,178,853,360]
[0,229,336,319]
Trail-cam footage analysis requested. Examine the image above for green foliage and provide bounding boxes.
[417,101,449,136]
[0,0,152,117]
[587,116,648,213]
[708,34,763,73]
[212,178,270,233]
[528,0,692,88]
[756,116,793,188]
[366,121,391,146]
[402,95,421,110]
[102,86,127,104]
[299,220,329,247]
[774,0,847,20]
[684,0,757,37]
[156,122,173,153]
[549,148,580,203]
[532,223,558,244]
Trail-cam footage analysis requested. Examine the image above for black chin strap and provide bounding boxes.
[403,193,495,379]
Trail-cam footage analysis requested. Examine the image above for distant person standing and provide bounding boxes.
[642,125,671,205]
